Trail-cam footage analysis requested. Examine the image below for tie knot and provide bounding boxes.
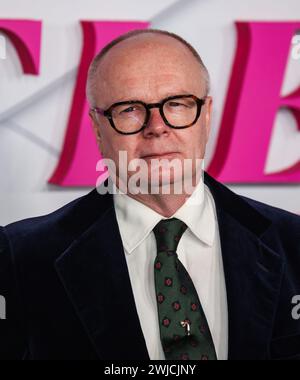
[153,218,188,253]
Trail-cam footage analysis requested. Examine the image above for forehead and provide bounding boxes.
[95,34,204,103]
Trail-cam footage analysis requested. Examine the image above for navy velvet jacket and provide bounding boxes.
[0,172,300,360]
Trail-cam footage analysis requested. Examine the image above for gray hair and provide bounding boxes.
[86,28,210,107]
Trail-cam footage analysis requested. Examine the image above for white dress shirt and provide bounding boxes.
[113,177,228,360]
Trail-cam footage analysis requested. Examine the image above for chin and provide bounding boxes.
[147,171,185,194]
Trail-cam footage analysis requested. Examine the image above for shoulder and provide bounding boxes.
[1,188,113,262]
[241,195,300,233]
[240,195,300,265]
[204,171,300,240]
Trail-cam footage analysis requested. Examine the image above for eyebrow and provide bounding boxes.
[105,91,197,105]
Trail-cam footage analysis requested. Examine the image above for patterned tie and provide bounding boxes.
[153,218,217,360]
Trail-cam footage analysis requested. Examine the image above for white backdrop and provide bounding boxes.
[0,0,300,224]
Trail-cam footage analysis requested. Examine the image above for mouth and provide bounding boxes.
[141,152,179,160]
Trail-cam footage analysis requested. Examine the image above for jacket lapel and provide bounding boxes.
[204,172,284,360]
[55,200,150,360]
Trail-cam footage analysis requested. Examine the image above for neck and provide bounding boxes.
[126,192,189,218]
[114,175,202,218]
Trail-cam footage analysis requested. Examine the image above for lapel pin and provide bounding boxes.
[180,320,191,336]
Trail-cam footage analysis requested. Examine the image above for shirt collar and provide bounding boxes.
[113,177,216,255]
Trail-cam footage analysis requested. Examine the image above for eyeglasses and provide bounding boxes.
[90,94,206,135]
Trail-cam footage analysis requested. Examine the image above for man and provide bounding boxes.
[1,29,300,360]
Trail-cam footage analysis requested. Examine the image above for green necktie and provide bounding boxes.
[153,217,217,360]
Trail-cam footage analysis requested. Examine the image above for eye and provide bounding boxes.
[121,106,136,114]
[168,101,187,108]
[117,104,145,116]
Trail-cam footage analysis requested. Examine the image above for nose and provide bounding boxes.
[142,107,170,138]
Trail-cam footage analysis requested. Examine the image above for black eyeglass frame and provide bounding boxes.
[91,94,206,135]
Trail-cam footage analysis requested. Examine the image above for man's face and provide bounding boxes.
[90,34,212,192]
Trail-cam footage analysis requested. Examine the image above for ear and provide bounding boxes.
[204,96,213,143]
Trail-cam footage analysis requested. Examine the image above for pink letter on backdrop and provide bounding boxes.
[48,21,150,186]
[0,19,41,74]
[208,22,300,183]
